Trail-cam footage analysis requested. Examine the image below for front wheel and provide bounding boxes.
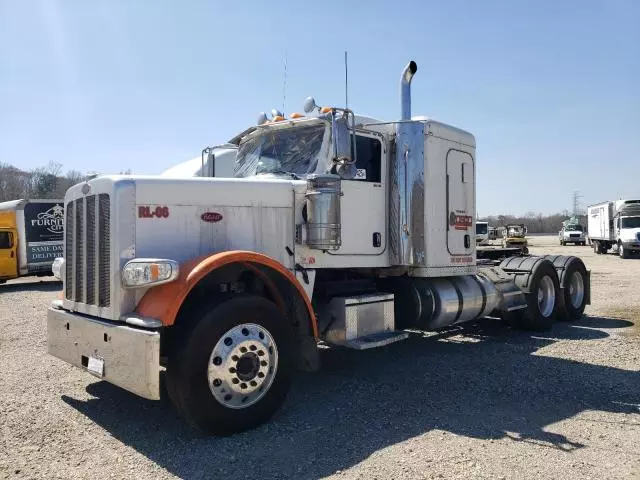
[167,296,295,435]
[619,244,629,259]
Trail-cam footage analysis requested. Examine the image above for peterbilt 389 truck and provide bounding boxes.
[47,61,591,435]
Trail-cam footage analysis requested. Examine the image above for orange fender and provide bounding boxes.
[135,251,317,337]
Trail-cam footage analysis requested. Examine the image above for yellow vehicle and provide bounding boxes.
[501,223,529,254]
[0,199,64,283]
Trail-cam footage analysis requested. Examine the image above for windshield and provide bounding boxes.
[234,124,326,179]
[476,223,488,235]
[565,224,583,232]
[507,226,524,236]
[621,216,640,229]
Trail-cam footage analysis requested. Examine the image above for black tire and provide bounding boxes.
[522,246,529,255]
[619,244,629,259]
[502,258,559,331]
[166,295,295,435]
[544,256,588,321]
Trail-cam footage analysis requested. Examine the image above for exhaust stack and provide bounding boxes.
[400,61,418,120]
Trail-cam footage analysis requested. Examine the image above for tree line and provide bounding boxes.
[480,212,588,234]
[0,162,130,203]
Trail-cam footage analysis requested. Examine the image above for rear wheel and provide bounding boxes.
[507,259,559,331]
[547,257,588,321]
[167,296,295,435]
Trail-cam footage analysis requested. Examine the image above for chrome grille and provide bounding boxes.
[65,201,74,299]
[65,194,111,307]
[98,194,111,307]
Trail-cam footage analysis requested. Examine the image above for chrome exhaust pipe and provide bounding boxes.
[400,61,418,120]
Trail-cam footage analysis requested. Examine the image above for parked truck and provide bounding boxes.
[501,224,528,254]
[47,61,591,435]
[588,200,640,258]
[559,216,586,246]
[0,199,64,283]
[475,221,489,246]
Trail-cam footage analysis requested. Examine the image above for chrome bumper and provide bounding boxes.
[47,306,161,400]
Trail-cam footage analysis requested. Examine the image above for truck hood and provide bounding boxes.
[620,227,640,242]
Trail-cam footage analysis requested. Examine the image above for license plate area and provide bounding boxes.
[82,354,105,377]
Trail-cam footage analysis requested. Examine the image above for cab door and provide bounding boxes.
[330,132,386,256]
[0,229,18,279]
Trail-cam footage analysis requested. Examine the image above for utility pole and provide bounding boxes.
[572,190,583,216]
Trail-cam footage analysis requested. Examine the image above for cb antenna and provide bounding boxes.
[282,52,288,113]
[344,51,349,109]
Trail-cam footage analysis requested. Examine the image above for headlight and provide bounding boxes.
[122,259,179,288]
[52,257,65,280]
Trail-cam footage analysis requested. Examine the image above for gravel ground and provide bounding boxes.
[1,235,639,480]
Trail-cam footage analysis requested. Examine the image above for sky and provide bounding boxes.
[0,0,638,215]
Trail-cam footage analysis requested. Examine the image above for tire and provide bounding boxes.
[619,244,629,259]
[521,246,529,255]
[544,256,588,321]
[503,258,559,331]
[166,295,295,435]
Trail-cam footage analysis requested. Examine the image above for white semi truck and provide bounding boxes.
[47,61,591,435]
[588,200,640,258]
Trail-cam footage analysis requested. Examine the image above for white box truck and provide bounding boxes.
[588,200,640,258]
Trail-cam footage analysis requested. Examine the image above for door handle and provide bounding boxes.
[10,251,14,258]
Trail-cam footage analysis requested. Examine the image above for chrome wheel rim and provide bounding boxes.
[568,271,585,309]
[207,323,278,409]
[537,275,556,317]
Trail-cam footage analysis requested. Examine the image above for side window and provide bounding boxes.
[0,232,13,249]
[354,135,382,182]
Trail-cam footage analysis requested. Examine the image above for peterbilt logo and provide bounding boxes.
[449,212,472,231]
[201,212,223,223]
[32,204,64,234]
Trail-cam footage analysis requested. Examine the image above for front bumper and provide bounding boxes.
[622,241,640,251]
[47,306,161,400]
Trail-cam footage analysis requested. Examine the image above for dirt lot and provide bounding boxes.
[1,235,638,480]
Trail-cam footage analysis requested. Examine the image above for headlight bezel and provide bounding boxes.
[121,259,179,289]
